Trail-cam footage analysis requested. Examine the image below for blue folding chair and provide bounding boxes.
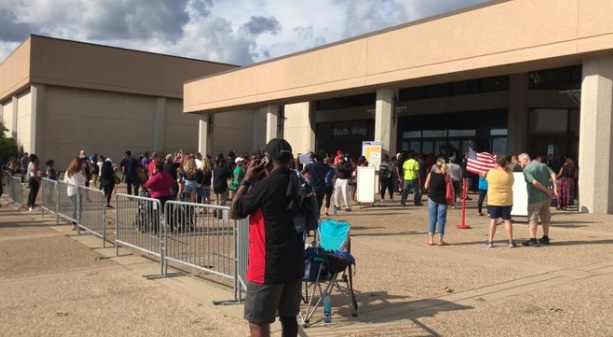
[300,219,357,327]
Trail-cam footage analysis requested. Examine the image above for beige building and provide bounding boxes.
[184,0,613,214]
[0,35,243,167]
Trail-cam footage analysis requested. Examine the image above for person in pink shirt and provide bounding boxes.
[145,160,175,232]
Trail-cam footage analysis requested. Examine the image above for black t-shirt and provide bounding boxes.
[233,168,305,284]
[428,172,447,205]
[336,161,353,179]
[100,161,115,186]
[122,156,138,178]
[213,165,231,194]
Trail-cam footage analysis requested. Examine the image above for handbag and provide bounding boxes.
[445,178,455,206]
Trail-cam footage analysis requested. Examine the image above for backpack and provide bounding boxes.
[286,170,319,234]
[379,163,392,181]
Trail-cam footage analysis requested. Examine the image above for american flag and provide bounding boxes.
[466,147,496,174]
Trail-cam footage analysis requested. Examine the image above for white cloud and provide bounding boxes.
[0,0,493,66]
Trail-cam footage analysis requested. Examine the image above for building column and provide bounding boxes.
[283,102,315,154]
[252,108,266,152]
[11,95,18,140]
[30,84,46,159]
[198,113,214,156]
[153,97,166,152]
[375,88,397,155]
[578,56,613,214]
[264,104,281,141]
[508,73,529,155]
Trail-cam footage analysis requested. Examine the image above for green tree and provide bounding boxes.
[0,121,18,159]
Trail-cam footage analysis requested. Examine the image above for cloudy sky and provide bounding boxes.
[0,0,492,66]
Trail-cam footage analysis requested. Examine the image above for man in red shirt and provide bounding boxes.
[231,138,304,337]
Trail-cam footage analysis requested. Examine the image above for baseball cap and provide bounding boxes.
[265,138,292,163]
[235,157,245,164]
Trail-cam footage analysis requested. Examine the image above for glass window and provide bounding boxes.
[491,137,507,156]
[399,87,425,101]
[448,141,460,155]
[423,130,447,137]
[423,141,434,154]
[480,75,510,92]
[401,142,410,152]
[434,141,448,156]
[451,79,479,95]
[461,140,474,154]
[569,109,579,136]
[403,131,422,139]
[409,142,421,153]
[424,83,451,98]
[490,128,508,136]
[529,66,581,90]
[449,129,476,137]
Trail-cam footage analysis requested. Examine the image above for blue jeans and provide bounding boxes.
[401,179,421,205]
[428,198,448,236]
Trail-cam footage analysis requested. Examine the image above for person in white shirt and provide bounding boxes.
[447,156,463,203]
[64,156,87,230]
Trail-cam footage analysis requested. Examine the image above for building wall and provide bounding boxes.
[212,110,255,157]
[165,98,201,154]
[16,90,32,153]
[0,39,31,101]
[2,99,14,138]
[37,86,207,167]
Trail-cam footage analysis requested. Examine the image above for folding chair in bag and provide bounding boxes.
[300,219,358,328]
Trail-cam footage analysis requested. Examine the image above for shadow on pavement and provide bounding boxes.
[334,293,473,336]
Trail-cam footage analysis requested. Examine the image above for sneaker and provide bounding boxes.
[477,212,484,216]
[522,239,539,247]
[538,236,550,245]
[508,241,517,248]
[486,241,494,248]
[345,208,352,212]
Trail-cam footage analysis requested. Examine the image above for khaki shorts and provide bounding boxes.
[527,199,552,226]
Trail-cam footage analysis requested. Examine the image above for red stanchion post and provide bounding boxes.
[456,180,472,229]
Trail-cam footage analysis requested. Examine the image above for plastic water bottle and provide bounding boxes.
[332,206,337,216]
[323,292,332,323]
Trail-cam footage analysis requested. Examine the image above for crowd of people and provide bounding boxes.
[0,141,580,337]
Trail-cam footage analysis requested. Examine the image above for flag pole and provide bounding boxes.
[456,180,472,229]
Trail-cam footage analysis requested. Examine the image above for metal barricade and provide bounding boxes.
[163,201,235,279]
[1,173,8,199]
[10,175,25,208]
[115,193,163,275]
[2,173,12,200]
[235,217,250,302]
[41,178,59,215]
[77,185,108,246]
